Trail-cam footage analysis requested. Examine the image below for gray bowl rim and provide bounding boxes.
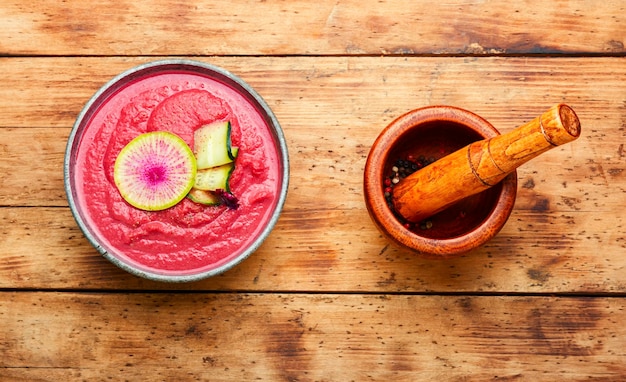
[64,59,289,282]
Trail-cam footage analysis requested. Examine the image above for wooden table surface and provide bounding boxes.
[1,1,625,380]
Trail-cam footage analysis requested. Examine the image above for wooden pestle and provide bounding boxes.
[392,104,581,223]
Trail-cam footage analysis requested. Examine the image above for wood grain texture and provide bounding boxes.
[0,57,624,204]
[8,55,626,129]
[1,292,624,381]
[0,206,624,292]
[0,0,623,56]
[0,57,624,292]
[1,0,625,378]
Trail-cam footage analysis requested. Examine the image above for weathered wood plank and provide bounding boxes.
[1,206,624,293]
[1,56,625,129]
[0,128,69,206]
[1,1,623,377]
[0,57,624,206]
[0,292,624,381]
[0,56,624,292]
[0,0,623,56]
[2,123,624,212]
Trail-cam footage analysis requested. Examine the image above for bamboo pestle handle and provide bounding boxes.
[392,104,582,223]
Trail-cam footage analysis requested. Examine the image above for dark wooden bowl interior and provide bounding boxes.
[385,120,504,239]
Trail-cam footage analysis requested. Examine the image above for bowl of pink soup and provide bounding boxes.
[64,60,289,282]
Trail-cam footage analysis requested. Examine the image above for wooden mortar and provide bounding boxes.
[392,104,581,223]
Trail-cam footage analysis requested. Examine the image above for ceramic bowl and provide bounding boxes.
[64,60,289,282]
[363,106,517,258]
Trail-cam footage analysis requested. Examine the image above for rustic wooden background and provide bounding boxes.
[1,0,624,380]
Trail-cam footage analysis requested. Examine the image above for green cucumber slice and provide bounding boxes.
[194,163,234,192]
[194,121,238,170]
[187,188,221,206]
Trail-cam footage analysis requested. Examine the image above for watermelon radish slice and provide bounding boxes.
[114,131,197,211]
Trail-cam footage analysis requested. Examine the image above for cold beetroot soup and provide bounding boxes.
[65,61,288,281]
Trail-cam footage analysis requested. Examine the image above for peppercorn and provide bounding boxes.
[383,153,437,232]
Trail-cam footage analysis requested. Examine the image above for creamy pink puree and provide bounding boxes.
[75,73,281,274]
